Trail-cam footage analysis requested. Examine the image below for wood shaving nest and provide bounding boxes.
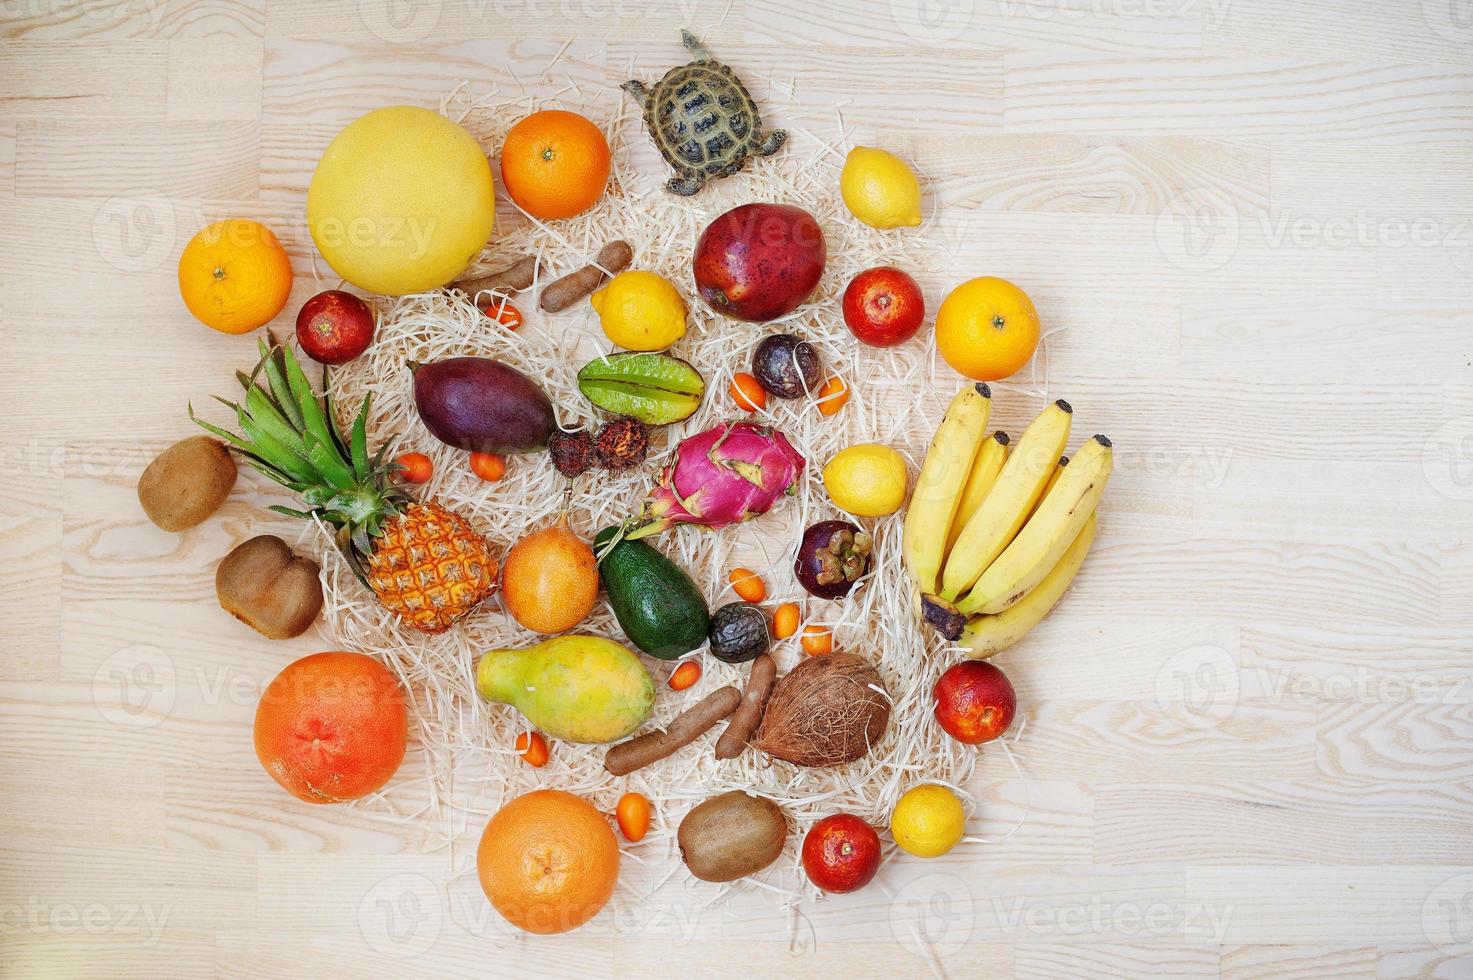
[308,82,1027,917]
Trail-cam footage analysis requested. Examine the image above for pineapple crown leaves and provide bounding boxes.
[189,335,410,559]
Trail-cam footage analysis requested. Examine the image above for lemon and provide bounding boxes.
[890,784,966,858]
[839,146,922,229]
[823,444,908,517]
[590,271,687,351]
[308,106,495,295]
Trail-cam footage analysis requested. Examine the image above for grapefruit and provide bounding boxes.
[253,652,408,804]
[307,106,494,295]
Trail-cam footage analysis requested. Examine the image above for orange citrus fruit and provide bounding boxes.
[178,218,293,334]
[253,652,408,804]
[934,276,1041,381]
[477,789,619,934]
[500,110,610,220]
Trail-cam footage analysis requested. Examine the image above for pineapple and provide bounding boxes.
[193,339,497,634]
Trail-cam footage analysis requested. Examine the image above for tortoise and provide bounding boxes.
[622,31,786,196]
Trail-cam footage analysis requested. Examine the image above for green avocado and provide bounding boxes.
[596,526,710,660]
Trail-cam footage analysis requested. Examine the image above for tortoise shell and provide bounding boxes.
[650,62,757,176]
[623,32,786,196]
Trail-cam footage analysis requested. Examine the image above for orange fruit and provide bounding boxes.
[178,219,293,334]
[500,110,610,220]
[935,276,1041,381]
[477,789,619,934]
[253,652,408,804]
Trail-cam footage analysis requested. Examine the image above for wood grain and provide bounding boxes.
[4,2,1472,976]
[0,39,169,116]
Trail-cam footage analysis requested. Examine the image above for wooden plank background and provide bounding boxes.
[2,1,1471,977]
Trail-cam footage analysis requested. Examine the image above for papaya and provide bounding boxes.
[476,635,654,743]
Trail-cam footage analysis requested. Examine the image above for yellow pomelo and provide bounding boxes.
[308,106,495,295]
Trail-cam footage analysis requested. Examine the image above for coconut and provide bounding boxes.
[753,651,891,767]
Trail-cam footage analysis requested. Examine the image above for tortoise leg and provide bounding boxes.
[681,29,712,63]
[756,129,787,156]
[620,80,650,111]
[667,172,704,196]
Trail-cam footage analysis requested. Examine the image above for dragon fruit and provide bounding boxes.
[621,420,806,540]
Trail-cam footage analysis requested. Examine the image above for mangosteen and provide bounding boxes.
[795,520,872,600]
[751,334,822,399]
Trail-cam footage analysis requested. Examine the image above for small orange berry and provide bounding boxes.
[731,373,767,412]
[816,377,850,416]
[470,452,507,482]
[514,731,549,768]
[668,661,702,691]
[615,792,652,842]
[801,625,833,656]
[773,602,800,639]
[395,452,433,483]
[728,568,766,603]
[480,299,523,330]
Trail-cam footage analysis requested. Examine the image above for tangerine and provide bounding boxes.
[477,789,619,934]
[178,219,293,334]
[499,109,610,220]
[934,276,1041,381]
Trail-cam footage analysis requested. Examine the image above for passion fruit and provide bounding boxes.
[708,602,770,664]
[751,334,822,399]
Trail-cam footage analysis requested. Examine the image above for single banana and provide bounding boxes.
[937,399,1073,602]
[959,511,1097,658]
[944,430,1010,556]
[1028,455,1068,520]
[958,434,1112,616]
[902,384,992,596]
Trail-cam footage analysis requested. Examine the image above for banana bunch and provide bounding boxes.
[902,386,1112,657]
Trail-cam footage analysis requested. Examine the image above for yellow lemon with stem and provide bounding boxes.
[823,444,909,517]
[840,146,922,229]
[890,783,966,858]
[590,271,687,351]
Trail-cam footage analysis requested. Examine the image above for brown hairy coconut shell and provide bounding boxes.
[753,650,891,767]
